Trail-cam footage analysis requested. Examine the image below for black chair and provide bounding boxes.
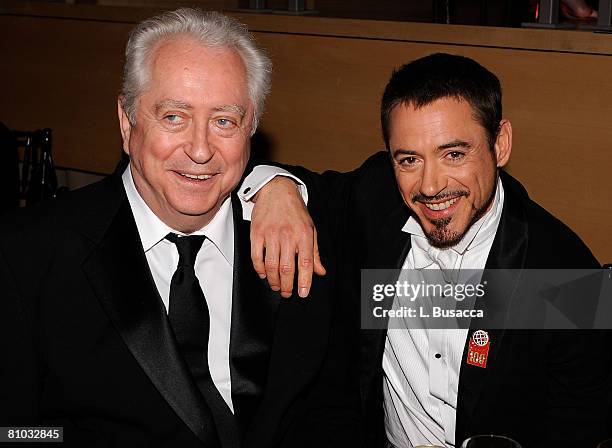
[0,122,20,214]
[16,128,58,206]
[1,126,59,212]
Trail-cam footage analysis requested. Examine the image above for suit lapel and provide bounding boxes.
[81,184,220,446]
[228,194,280,433]
[456,172,529,441]
[360,205,411,408]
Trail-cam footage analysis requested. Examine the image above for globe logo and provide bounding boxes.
[472,330,489,347]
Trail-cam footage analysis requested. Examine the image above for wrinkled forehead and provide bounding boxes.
[141,37,251,111]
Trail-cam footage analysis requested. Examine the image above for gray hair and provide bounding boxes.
[121,8,272,134]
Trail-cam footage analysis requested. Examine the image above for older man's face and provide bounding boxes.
[118,37,252,232]
[389,97,511,248]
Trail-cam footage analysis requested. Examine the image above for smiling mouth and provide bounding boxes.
[178,172,215,180]
[422,197,459,211]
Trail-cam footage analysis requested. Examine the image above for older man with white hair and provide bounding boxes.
[0,8,361,447]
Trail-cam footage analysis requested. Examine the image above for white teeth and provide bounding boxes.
[181,173,212,180]
[424,197,459,211]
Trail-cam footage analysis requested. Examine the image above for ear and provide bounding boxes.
[493,118,512,168]
[117,97,132,155]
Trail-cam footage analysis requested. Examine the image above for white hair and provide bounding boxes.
[121,8,272,134]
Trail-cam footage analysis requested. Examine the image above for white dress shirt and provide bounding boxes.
[383,179,505,448]
[123,167,236,410]
[122,165,303,412]
[239,166,506,447]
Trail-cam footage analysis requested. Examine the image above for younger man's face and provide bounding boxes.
[388,97,511,248]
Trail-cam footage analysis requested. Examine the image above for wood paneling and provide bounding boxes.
[97,0,238,10]
[0,3,610,261]
[234,12,612,55]
[253,33,612,262]
[0,14,130,173]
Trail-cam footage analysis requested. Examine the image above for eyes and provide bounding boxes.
[397,156,418,167]
[161,113,241,137]
[214,118,237,130]
[395,150,466,170]
[447,150,465,161]
[164,114,182,124]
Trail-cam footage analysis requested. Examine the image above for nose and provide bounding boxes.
[185,119,214,164]
[419,161,446,198]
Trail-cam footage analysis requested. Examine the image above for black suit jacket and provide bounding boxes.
[281,151,611,448]
[0,172,361,447]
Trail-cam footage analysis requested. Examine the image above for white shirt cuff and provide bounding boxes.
[238,165,308,221]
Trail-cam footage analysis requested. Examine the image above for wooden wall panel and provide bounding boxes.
[97,0,238,9]
[0,15,129,173]
[254,33,612,261]
[0,6,610,261]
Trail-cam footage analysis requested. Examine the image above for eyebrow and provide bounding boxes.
[391,148,418,158]
[213,104,246,117]
[153,100,247,118]
[154,99,192,114]
[437,139,472,151]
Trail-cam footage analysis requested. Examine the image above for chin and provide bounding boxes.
[168,199,215,216]
[426,230,466,249]
[422,217,469,249]
[182,206,218,217]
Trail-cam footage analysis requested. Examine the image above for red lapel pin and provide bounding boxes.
[467,330,490,368]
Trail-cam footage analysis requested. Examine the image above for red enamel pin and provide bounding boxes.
[467,330,490,368]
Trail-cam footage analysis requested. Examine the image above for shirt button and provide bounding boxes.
[435,353,442,359]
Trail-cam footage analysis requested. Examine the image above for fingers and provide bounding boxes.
[248,175,320,298]
[279,230,296,298]
[296,227,315,298]
[250,231,267,279]
[271,223,325,299]
[264,239,281,292]
[263,223,320,299]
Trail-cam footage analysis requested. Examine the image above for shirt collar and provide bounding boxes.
[122,166,234,266]
[402,177,505,257]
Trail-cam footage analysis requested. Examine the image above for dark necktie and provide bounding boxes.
[165,233,238,445]
[165,233,212,386]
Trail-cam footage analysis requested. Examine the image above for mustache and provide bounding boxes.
[411,190,468,203]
